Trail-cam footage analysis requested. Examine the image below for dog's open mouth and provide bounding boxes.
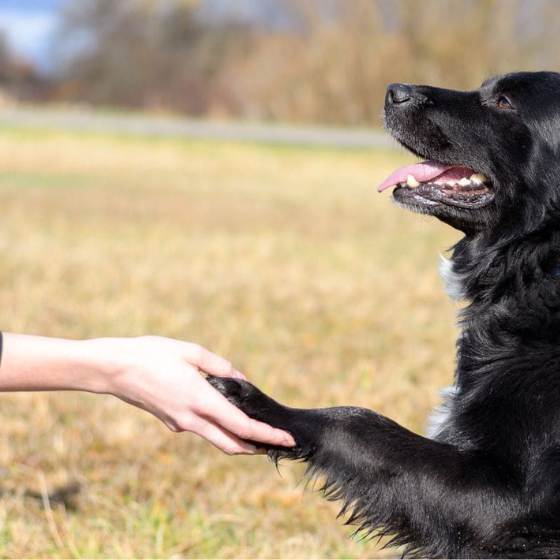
[378,160,494,210]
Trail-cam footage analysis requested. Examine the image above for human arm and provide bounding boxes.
[0,333,295,454]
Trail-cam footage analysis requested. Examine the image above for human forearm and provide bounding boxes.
[0,333,110,393]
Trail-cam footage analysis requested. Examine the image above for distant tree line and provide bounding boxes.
[0,32,50,103]
[2,0,559,125]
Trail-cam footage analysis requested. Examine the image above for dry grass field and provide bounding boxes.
[0,127,460,558]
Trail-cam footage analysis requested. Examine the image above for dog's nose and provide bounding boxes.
[386,83,414,105]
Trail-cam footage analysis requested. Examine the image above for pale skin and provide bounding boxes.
[0,333,295,454]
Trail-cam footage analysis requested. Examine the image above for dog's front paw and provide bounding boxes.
[207,375,254,409]
[206,375,278,421]
[207,375,314,461]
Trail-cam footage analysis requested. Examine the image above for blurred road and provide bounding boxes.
[0,106,394,149]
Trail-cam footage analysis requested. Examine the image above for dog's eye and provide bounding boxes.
[496,94,515,111]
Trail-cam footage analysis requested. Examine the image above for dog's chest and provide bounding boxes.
[439,256,466,301]
[426,257,464,438]
[426,384,458,439]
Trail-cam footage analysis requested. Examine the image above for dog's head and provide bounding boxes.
[380,71,560,236]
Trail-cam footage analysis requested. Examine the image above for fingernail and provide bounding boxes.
[233,370,247,380]
[283,434,296,447]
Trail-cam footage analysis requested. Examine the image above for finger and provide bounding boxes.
[231,369,247,381]
[182,343,238,377]
[195,419,264,455]
[199,389,296,447]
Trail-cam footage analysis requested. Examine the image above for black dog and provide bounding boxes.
[209,72,560,558]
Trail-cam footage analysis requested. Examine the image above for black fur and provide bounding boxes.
[209,72,560,558]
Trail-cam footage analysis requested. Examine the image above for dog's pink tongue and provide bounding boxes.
[378,161,454,192]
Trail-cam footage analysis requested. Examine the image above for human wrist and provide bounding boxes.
[76,337,130,394]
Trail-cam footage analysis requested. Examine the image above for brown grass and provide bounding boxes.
[0,128,460,558]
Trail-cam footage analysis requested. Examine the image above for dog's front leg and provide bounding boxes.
[208,375,511,558]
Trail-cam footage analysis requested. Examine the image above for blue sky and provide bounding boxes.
[0,0,64,70]
[0,0,291,72]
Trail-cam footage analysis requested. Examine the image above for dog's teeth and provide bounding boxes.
[458,178,471,187]
[469,173,488,186]
[406,174,420,188]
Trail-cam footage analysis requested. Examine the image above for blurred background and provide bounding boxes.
[1,0,559,122]
[0,1,557,558]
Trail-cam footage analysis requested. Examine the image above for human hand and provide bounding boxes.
[90,336,295,454]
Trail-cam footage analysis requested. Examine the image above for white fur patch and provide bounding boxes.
[438,255,466,301]
[426,385,458,439]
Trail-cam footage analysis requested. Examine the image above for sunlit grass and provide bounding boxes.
[0,128,460,558]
